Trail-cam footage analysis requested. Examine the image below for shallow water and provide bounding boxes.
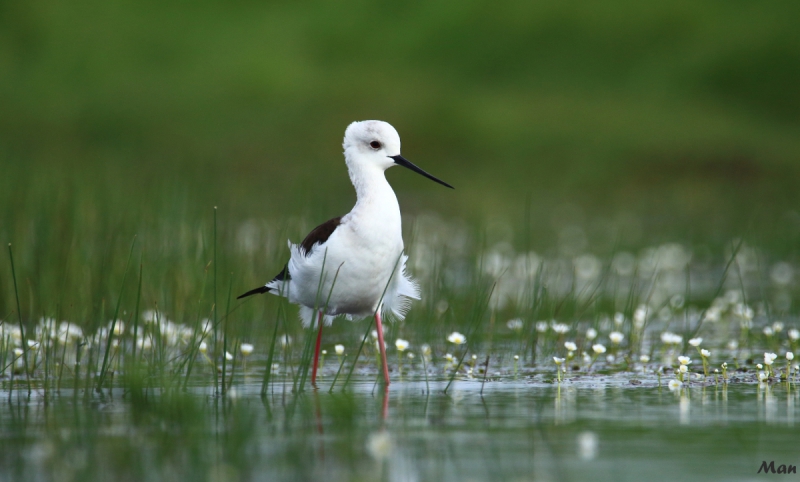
[0,374,797,482]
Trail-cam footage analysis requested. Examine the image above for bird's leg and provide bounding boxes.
[374,311,391,386]
[311,311,324,387]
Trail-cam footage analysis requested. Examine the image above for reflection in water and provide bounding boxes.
[0,379,799,481]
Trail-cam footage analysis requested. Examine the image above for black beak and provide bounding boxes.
[389,155,454,189]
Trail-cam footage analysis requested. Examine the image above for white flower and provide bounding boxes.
[444,353,454,362]
[407,353,414,359]
[764,352,778,365]
[661,332,682,345]
[606,354,615,363]
[551,323,569,334]
[677,356,692,365]
[198,341,208,354]
[763,326,774,336]
[773,321,784,332]
[679,364,688,373]
[787,352,795,361]
[756,363,763,369]
[447,332,466,345]
[321,350,327,355]
[553,357,565,365]
[668,379,683,391]
[506,319,524,331]
[565,341,577,352]
[609,332,624,344]
[721,362,728,369]
[13,348,23,357]
[513,355,519,361]
[633,305,648,323]
[613,312,625,326]
[225,351,234,361]
[640,354,650,363]
[688,337,702,347]
[240,343,254,356]
[789,329,800,341]
[592,344,606,355]
[366,431,392,460]
[27,340,39,350]
[335,344,345,355]
[758,372,768,382]
[421,344,431,356]
[700,349,710,358]
[280,335,292,347]
[586,328,598,340]
[395,339,409,352]
[727,340,739,350]
[536,321,549,333]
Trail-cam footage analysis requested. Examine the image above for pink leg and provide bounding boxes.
[374,311,391,386]
[311,311,324,386]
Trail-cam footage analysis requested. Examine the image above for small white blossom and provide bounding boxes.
[688,337,702,347]
[758,372,768,382]
[553,357,565,365]
[763,326,774,337]
[700,349,710,358]
[444,353,454,362]
[788,329,800,341]
[407,353,414,359]
[240,343,254,356]
[536,321,549,333]
[640,354,650,363]
[756,363,763,369]
[668,379,683,391]
[592,344,606,355]
[513,355,519,361]
[552,323,570,334]
[225,351,234,361]
[565,341,577,352]
[727,340,739,350]
[677,356,692,365]
[335,344,345,355]
[679,364,688,373]
[506,319,524,331]
[198,341,208,354]
[447,332,466,345]
[395,339,409,352]
[586,328,598,340]
[613,312,625,326]
[609,332,624,344]
[787,352,795,361]
[661,332,683,345]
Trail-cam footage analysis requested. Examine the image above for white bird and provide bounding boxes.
[238,120,452,386]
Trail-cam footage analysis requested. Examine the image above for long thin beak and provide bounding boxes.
[389,155,454,189]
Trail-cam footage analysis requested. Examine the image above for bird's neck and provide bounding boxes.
[346,161,401,230]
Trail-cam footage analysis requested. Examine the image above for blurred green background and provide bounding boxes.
[1,0,799,324]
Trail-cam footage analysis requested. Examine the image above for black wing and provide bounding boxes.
[237,264,290,299]
[300,216,342,256]
[237,216,341,300]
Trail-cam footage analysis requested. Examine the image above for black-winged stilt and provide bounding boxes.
[238,120,452,387]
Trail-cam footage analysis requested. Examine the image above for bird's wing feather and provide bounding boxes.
[300,216,343,256]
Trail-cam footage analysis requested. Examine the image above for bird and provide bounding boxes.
[238,120,452,387]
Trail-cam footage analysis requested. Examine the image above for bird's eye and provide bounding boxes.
[369,141,382,149]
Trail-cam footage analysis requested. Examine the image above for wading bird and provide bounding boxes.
[238,120,452,386]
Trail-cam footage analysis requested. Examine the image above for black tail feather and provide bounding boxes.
[237,285,271,299]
